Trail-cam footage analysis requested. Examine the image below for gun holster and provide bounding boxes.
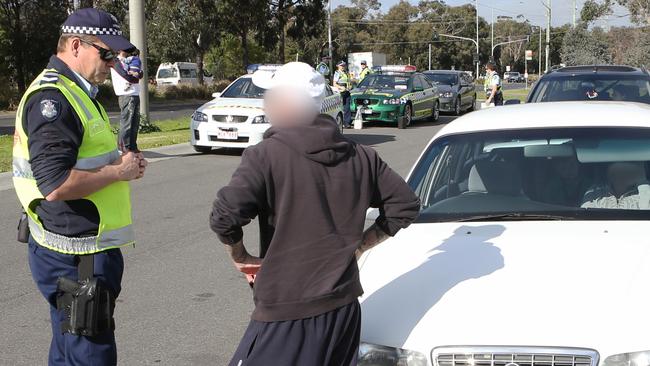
[55,255,115,337]
[17,212,29,243]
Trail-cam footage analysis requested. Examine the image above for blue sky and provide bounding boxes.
[330,0,632,28]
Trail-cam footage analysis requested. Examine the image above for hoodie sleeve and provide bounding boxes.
[210,148,266,245]
[112,60,140,84]
[370,150,420,236]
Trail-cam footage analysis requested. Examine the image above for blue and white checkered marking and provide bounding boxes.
[61,26,122,36]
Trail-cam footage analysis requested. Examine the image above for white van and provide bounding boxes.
[155,62,214,86]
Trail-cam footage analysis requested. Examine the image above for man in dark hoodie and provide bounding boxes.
[210,62,420,366]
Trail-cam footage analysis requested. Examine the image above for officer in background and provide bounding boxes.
[358,60,372,83]
[333,60,352,128]
[12,8,146,365]
[484,61,503,106]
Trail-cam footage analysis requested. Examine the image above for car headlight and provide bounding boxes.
[382,98,402,105]
[251,115,268,124]
[192,111,208,122]
[603,351,650,366]
[358,343,428,366]
[439,92,454,98]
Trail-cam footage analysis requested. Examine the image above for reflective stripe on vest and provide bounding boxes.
[28,216,134,254]
[74,149,120,170]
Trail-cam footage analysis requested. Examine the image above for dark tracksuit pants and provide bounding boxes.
[28,236,124,366]
[229,300,361,366]
[118,95,140,151]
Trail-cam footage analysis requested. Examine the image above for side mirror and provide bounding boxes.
[212,92,221,98]
[504,99,521,105]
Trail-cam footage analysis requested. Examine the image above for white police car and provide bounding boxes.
[358,102,650,365]
[190,65,344,153]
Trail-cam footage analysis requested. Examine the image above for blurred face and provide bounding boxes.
[68,37,116,84]
[608,162,646,196]
[264,86,319,128]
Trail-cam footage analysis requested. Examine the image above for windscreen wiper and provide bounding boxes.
[454,213,575,222]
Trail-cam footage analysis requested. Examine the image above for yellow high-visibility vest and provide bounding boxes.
[13,69,134,255]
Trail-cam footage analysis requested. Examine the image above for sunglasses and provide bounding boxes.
[79,39,116,62]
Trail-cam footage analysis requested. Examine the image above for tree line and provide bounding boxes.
[0,0,649,108]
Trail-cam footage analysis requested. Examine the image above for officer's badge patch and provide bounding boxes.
[40,99,59,121]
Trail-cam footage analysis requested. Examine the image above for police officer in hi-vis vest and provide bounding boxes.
[12,8,146,365]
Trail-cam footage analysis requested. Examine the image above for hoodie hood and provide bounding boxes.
[263,115,353,165]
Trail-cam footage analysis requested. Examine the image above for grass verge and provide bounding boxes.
[0,117,190,173]
[477,87,530,103]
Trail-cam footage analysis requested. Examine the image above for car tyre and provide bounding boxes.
[193,145,212,154]
[430,101,440,122]
[399,104,413,129]
[454,97,462,115]
[468,95,476,111]
[336,113,344,132]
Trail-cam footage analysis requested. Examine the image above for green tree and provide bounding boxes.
[560,24,611,66]
[148,0,220,84]
[219,0,271,73]
[0,0,68,93]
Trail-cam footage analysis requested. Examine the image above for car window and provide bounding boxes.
[357,75,410,90]
[180,68,197,78]
[410,127,650,222]
[529,75,650,103]
[420,76,434,89]
[220,78,266,98]
[157,68,178,79]
[425,73,457,86]
[413,76,425,90]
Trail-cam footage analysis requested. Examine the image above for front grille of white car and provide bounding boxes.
[433,346,598,366]
[212,115,248,123]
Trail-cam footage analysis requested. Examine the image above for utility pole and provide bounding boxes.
[572,0,577,27]
[73,0,80,10]
[428,43,432,70]
[542,0,551,72]
[475,0,480,79]
[327,0,333,79]
[129,0,149,120]
[538,26,542,77]
[491,8,494,62]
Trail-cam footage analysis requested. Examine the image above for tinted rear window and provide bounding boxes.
[529,74,650,104]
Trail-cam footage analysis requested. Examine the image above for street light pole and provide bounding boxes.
[428,43,432,70]
[327,0,333,79]
[542,0,551,72]
[491,8,494,61]
[491,38,529,59]
[129,0,148,120]
[538,26,542,77]
[476,0,479,78]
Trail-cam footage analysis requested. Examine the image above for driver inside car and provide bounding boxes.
[581,162,650,209]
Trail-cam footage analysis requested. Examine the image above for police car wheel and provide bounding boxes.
[193,145,212,154]
[399,104,412,129]
[431,101,440,122]
[336,113,344,132]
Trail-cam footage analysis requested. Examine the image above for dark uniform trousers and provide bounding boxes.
[28,236,124,366]
[229,300,361,366]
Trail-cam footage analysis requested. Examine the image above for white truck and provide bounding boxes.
[347,52,387,80]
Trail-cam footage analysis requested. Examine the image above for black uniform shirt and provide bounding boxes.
[23,56,103,237]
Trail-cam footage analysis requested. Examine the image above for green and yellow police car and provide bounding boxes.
[350,65,440,129]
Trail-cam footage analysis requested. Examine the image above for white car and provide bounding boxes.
[358,101,650,366]
[190,71,344,152]
[156,62,214,86]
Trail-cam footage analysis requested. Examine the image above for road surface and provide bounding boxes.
[0,115,455,365]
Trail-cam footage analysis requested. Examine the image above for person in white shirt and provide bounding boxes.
[110,48,143,151]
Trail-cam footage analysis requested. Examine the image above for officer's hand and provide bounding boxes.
[115,151,141,181]
[135,152,148,179]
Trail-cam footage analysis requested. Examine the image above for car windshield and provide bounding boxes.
[157,68,178,79]
[425,73,458,86]
[357,74,410,90]
[409,128,650,222]
[220,78,266,98]
[529,75,650,103]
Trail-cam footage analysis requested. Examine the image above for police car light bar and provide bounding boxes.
[247,64,283,74]
[373,65,417,73]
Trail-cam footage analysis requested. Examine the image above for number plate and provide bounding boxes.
[217,129,238,140]
[362,108,373,115]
